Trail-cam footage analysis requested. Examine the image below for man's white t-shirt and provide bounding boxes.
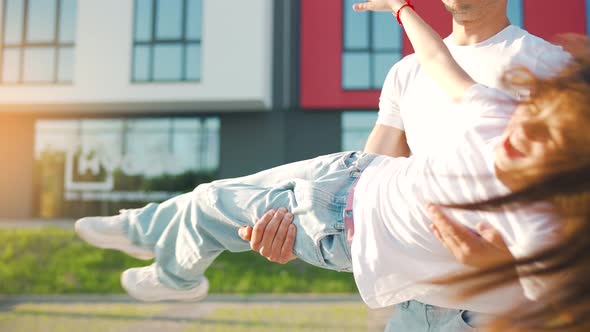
[353,85,560,313]
[352,26,570,312]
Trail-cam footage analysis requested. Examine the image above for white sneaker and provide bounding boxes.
[75,212,155,260]
[121,264,209,302]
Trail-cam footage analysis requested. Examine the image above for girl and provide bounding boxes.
[76,0,590,318]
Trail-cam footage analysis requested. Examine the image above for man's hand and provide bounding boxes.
[427,205,514,268]
[238,208,297,264]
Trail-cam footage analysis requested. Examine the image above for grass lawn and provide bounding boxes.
[0,227,357,294]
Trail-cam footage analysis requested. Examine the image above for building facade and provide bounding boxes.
[0,0,588,219]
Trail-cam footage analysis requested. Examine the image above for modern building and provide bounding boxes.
[0,0,588,219]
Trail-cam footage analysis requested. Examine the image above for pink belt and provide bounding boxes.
[344,178,360,245]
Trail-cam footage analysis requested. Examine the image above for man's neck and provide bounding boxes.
[450,17,511,46]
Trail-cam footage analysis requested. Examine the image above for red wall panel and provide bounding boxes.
[523,0,586,40]
[300,0,377,109]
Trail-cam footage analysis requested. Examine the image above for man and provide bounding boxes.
[240,0,570,330]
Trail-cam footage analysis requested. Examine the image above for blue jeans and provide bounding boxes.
[122,151,377,289]
[385,301,491,332]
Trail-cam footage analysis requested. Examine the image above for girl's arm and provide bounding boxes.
[354,0,476,101]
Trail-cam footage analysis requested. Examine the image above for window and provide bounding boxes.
[342,0,403,90]
[341,111,377,151]
[132,0,202,82]
[34,117,220,218]
[507,0,524,28]
[0,0,77,84]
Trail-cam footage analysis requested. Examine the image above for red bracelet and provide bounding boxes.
[395,2,415,26]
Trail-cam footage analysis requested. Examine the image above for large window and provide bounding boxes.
[341,111,377,151]
[342,0,403,90]
[1,0,77,84]
[34,117,219,218]
[507,0,524,28]
[132,0,202,82]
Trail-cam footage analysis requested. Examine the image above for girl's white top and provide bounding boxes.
[352,84,559,313]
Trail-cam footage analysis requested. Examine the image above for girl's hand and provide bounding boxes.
[352,0,407,13]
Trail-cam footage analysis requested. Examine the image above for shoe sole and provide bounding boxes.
[75,219,155,261]
[120,270,209,302]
